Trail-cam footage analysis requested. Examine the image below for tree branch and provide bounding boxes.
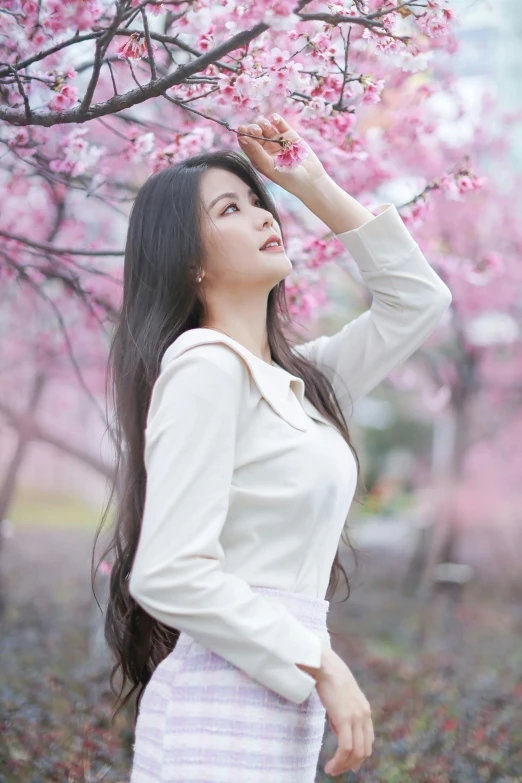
[0,229,124,256]
[0,398,116,482]
[140,7,158,81]
[0,21,268,126]
[79,1,129,114]
[17,270,109,421]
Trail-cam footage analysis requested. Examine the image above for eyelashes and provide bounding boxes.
[222,199,263,214]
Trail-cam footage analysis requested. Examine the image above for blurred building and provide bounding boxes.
[448,0,522,171]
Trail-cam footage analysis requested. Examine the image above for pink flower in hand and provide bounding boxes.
[274,137,308,172]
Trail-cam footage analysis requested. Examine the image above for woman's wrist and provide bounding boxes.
[296,641,335,682]
[292,173,375,235]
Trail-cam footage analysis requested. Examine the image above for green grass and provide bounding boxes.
[7,486,114,530]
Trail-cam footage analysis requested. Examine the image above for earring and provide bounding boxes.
[196,274,202,283]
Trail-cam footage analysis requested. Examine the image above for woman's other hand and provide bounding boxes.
[298,643,374,776]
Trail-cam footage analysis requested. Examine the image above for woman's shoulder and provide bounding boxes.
[146,333,248,432]
[159,329,250,386]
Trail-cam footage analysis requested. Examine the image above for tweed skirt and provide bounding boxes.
[130,585,330,782]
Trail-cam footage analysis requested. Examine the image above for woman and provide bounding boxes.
[97,113,452,781]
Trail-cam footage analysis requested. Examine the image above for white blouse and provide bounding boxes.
[128,203,452,706]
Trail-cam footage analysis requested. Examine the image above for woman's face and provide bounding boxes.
[198,167,292,293]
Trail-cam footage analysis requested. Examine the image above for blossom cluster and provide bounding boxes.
[0,0,478,337]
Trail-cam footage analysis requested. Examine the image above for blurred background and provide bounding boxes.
[1,0,521,781]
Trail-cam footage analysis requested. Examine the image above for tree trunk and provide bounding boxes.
[0,372,48,615]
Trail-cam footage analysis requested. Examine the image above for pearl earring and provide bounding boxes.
[196,275,202,283]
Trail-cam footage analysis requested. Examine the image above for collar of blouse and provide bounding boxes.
[161,328,334,432]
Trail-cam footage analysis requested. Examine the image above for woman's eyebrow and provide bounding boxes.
[208,187,256,211]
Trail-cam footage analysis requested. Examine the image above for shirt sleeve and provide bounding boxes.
[293,203,452,419]
[128,344,323,705]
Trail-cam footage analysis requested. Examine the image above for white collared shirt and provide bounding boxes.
[128,203,452,705]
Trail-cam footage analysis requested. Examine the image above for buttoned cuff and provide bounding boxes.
[253,618,323,704]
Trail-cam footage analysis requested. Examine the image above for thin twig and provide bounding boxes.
[140,7,157,81]
[106,57,119,95]
[78,1,128,114]
[11,66,32,121]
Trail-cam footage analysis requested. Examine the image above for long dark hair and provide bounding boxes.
[92,148,366,726]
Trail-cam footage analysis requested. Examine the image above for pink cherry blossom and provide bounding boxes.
[117,32,158,61]
[123,131,156,162]
[421,384,452,413]
[48,127,105,176]
[7,127,30,149]
[463,252,506,286]
[284,269,329,320]
[42,0,104,35]
[361,76,386,105]
[131,0,165,14]
[48,84,78,112]
[7,134,35,159]
[99,560,113,576]
[197,25,216,52]
[274,138,308,172]
[265,47,291,69]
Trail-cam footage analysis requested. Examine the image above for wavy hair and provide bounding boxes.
[92,148,366,726]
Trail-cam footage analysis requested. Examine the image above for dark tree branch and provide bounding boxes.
[0,21,268,126]
[0,398,116,482]
[9,243,122,285]
[0,254,113,422]
[298,11,411,44]
[0,31,102,78]
[140,7,158,81]
[0,229,124,256]
[78,1,129,114]
[0,0,424,127]
[105,56,120,95]
[11,66,32,122]
[332,23,352,111]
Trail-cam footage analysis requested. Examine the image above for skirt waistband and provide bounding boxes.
[249,584,329,632]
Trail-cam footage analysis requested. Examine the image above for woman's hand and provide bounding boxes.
[305,644,374,776]
[236,112,327,197]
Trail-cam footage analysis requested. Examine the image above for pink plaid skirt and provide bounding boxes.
[130,585,330,782]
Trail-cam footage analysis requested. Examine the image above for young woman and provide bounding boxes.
[98,113,452,781]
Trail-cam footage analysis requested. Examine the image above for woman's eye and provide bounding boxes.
[222,199,263,214]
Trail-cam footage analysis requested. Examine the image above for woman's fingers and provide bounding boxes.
[256,117,279,141]
[269,113,291,133]
[237,117,282,146]
[366,714,375,756]
[236,124,274,174]
[237,123,262,143]
[247,121,281,153]
[348,721,366,772]
[324,707,374,776]
[324,723,353,776]
[326,719,370,776]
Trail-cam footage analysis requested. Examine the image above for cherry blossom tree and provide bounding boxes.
[4,0,520,599]
[392,164,522,594]
[0,0,468,402]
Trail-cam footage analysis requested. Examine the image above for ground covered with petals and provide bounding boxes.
[1,525,521,783]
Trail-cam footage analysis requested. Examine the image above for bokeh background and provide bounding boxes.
[1,0,521,781]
